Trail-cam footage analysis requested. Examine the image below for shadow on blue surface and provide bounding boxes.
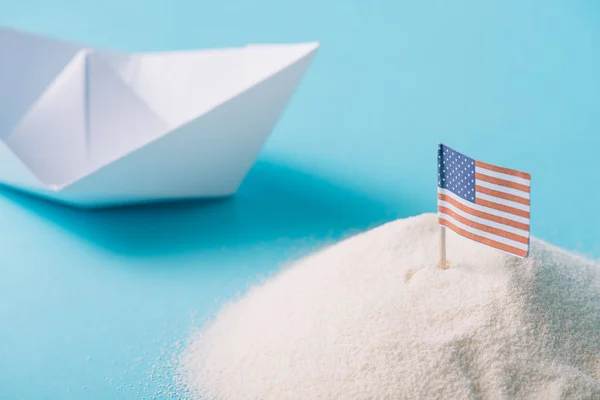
[0,159,418,257]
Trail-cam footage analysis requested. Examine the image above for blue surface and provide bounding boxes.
[1,1,599,398]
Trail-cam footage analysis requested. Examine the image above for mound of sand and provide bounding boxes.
[180,214,600,399]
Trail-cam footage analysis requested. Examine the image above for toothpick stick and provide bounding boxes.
[439,226,449,269]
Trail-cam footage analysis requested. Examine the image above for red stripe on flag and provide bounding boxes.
[437,193,530,230]
[475,186,530,205]
[475,173,530,193]
[476,198,530,219]
[439,217,528,257]
[475,160,531,180]
[438,206,529,244]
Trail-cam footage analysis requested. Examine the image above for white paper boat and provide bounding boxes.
[0,27,318,208]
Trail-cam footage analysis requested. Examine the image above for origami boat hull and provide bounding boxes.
[0,28,318,207]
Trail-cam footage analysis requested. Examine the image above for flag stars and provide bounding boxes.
[438,144,475,203]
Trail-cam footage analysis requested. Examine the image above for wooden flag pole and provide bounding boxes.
[439,226,449,269]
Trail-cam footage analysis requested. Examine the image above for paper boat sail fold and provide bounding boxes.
[0,27,319,207]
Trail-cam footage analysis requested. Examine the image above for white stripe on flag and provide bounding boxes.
[476,192,530,211]
[475,166,531,186]
[475,179,530,200]
[438,188,530,224]
[438,213,529,251]
[437,199,529,237]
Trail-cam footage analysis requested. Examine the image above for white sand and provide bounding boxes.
[180,213,600,399]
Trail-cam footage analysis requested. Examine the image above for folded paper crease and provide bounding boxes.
[0,27,319,207]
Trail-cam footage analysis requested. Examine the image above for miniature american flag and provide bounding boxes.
[437,143,531,258]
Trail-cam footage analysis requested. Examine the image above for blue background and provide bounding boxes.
[0,0,599,398]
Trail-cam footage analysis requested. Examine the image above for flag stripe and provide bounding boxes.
[476,197,531,218]
[475,167,531,186]
[437,193,530,230]
[475,186,530,205]
[437,199,529,236]
[438,189,529,224]
[475,161,531,180]
[475,179,530,199]
[475,172,530,193]
[439,217,528,258]
[438,206,529,244]
[438,212,528,250]
[476,192,530,211]
[475,166,531,186]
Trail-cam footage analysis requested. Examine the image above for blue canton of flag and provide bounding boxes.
[438,145,476,202]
